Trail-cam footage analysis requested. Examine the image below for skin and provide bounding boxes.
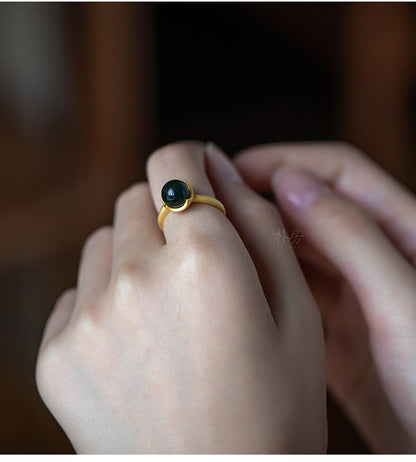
[36,141,327,454]
[234,142,416,453]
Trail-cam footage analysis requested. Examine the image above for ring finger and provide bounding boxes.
[146,141,229,245]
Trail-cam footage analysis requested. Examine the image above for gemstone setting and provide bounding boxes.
[161,180,191,208]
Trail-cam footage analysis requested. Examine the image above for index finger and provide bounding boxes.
[234,142,416,264]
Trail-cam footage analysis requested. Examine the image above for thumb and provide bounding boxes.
[271,166,416,333]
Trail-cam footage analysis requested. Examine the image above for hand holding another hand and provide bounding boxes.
[36,142,327,454]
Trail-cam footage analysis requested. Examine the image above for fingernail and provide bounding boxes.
[272,167,330,210]
[205,141,243,183]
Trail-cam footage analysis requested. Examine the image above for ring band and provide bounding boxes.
[157,179,226,231]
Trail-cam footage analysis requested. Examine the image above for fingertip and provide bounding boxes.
[271,167,330,212]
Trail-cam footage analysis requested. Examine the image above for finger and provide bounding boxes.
[205,142,320,329]
[76,226,113,302]
[234,142,416,265]
[271,166,416,332]
[294,237,340,279]
[297,259,341,321]
[278,208,341,278]
[146,141,228,244]
[112,182,164,271]
[39,288,77,351]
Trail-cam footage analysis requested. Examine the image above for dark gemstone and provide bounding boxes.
[161,179,190,208]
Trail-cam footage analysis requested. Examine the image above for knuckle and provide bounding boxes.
[334,141,367,164]
[69,309,105,359]
[174,242,214,279]
[65,311,110,376]
[71,309,100,341]
[173,232,231,279]
[146,141,204,173]
[82,226,112,256]
[36,337,64,398]
[113,259,142,283]
[54,287,77,309]
[342,208,375,238]
[110,259,144,300]
[317,196,375,238]
[115,182,149,215]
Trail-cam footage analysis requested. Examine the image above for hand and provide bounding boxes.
[234,142,416,453]
[36,141,327,454]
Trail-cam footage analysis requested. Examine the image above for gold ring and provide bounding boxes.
[157,179,226,231]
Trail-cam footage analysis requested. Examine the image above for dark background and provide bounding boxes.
[1,2,415,453]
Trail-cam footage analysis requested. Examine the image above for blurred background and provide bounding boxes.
[1,2,415,454]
